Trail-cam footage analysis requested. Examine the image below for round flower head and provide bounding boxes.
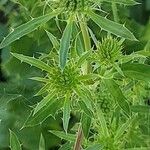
[96,36,123,66]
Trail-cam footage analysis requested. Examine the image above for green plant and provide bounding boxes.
[0,0,150,150]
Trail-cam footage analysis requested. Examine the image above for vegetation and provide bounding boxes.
[0,0,150,149]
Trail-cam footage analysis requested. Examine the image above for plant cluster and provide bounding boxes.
[0,0,150,150]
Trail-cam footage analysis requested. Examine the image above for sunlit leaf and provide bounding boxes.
[87,10,137,40]
[0,10,62,49]
[39,134,45,150]
[85,144,102,150]
[10,130,21,150]
[100,0,139,5]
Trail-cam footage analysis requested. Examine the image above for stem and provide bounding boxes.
[112,2,119,23]
[73,124,83,150]
[78,14,91,74]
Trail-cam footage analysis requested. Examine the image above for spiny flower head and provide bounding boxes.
[96,36,123,66]
[49,64,80,93]
[50,0,93,13]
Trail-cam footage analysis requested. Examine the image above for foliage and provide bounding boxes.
[0,0,150,150]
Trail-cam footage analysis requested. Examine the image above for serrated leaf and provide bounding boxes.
[11,53,51,72]
[59,17,73,69]
[0,10,61,49]
[30,77,50,83]
[76,51,91,68]
[39,134,45,150]
[49,130,76,142]
[87,10,137,40]
[114,115,137,142]
[101,0,139,5]
[81,113,91,138]
[85,144,102,150]
[121,63,150,82]
[46,30,59,50]
[104,79,131,117]
[63,96,71,133]
[33,89,56,115]
[10,130,22,150]
[131,105,150,113]
[23,100,63,127]
[58,142,73,150]
[97,109,110,137]
[79,101,94,118]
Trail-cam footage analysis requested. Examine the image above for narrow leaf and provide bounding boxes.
[81,113,91,138]
[101,0,139,5]
[87,10,137,40]
[46,30,59,50]
[11,53,51,72]
[30,77,50,83]
[59,18,73,69]
[85,144,102,150]
[10,130,21,150]
[121,63,150,82]
[58,142,73,150]
[104,79,131,117]
[63,96,71,133]
[39,134,45,150]
[33,89,56,115]
[0,10,61,49]
[49,130,76,142]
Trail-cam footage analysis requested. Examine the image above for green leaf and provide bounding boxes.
[59,17,73,69]
[23,100,63,127]
[125,148,150,150]
[11,53,51,72]
[104,79,131,117]
[79,101,94,118]
[97,109,110,137]
[49,130,76,142]
[81,113,91,138]
[114,115,137,142]
[39,134,45,150]
[46,30,59,50]
[58,142,73,150]
[87,10,137,40]
[85,144,102,150]
[10,130,21,150]
[0,10,61,49]
[33,89,56,115]
[63,96,71,133]
[30,77,50,83]
[100,0,139,5]
[131,105,150,113]
[121,63,150,82]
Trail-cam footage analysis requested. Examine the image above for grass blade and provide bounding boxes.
[39,134,45,150]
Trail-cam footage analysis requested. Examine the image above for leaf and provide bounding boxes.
[30,77,50,83]
[10,130,22,150]
[0,10,61,49]
[39,134,45,150]
[101,0,139,5]
[87,10,137,41]
[46,30,59,50]
[97,109,110,137]
[114,115,137,142]
[59,17,73,69]
[33,89,56,115]
[63,96,71,133]
[79,101,94,118]
[23,100,63,127]
[104,79,131,117]
[131,105,150,113]
[58,142,73,150]
[85,144,102,150]
[78,74,99,81]
[81,113,91,138]
[49,130,76,142]
[11,53,51,72]
[124,148,150,150]
[76,51,91,68]
[121,63,150,82]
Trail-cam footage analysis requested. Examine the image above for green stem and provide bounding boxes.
[79,14,91,74]
[112,2,119,23]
